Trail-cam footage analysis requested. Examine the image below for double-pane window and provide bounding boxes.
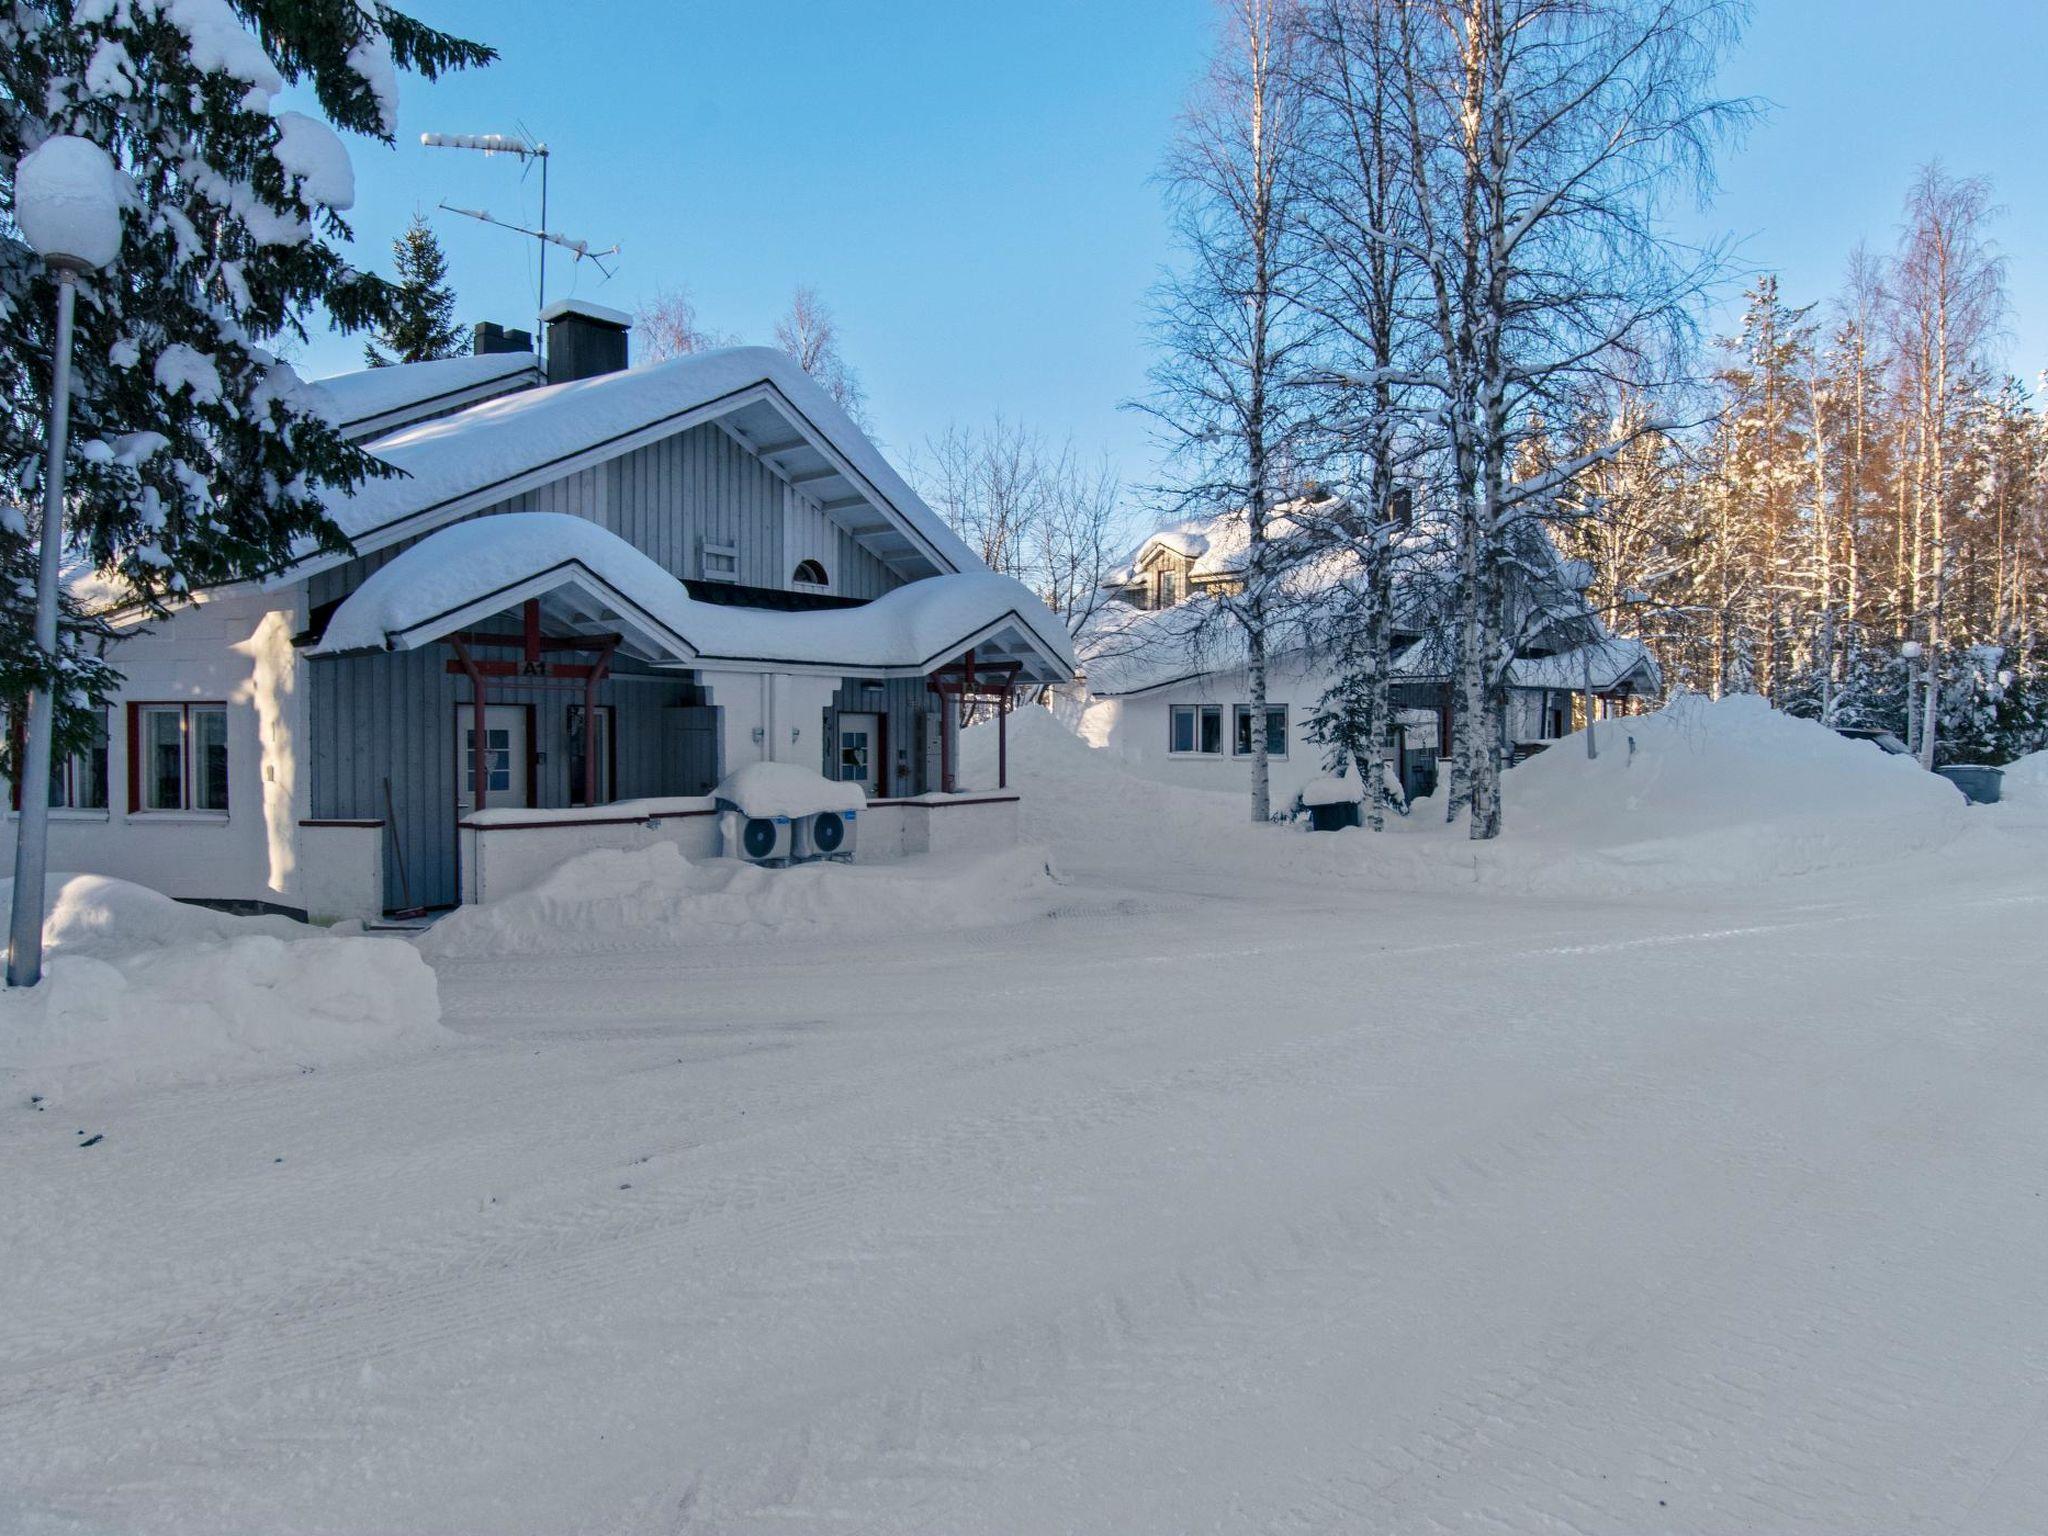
[7,709,108,811]
[1233,704,1289,759]
[1170,704,1224,755]
[136,704,229,813]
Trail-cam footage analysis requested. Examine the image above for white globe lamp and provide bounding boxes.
[6,136,124,989]
[14,135,123,271]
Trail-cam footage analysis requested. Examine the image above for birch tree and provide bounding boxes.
[1391,0,1747,838]
[1146,0,1317,823]
[1293,0,1424,828]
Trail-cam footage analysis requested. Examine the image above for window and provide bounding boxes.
[8,708,108,812]
[1156,571,1179,609]
[1170,704,1223,756]
[792,558,829,588]
[566,704,615,807]
[1234,704,1289,759]
[130,703,228,813]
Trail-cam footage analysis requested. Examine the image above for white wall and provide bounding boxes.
[1070,657,1346,811]
[1,586,317,911]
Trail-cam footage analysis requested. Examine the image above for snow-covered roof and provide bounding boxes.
[1505,637,1661,695]
[308,512,1075,682]
[1086,500,1652,699]
[312,352,542,441]
[315,347,980,584]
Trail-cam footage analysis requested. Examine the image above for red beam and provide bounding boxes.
[443,660,604,680]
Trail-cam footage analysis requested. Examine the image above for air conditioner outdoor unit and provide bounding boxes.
[720,808,794,864]
[793,807,857,862]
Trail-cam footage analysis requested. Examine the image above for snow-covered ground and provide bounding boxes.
[4,705,2045,1534]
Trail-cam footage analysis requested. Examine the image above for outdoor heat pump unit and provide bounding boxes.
[720,809,794,864]
[792,808,857,863]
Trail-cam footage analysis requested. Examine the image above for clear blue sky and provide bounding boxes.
[299,0,2048,498]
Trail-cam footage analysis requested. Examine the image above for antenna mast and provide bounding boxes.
[421,132,618,359]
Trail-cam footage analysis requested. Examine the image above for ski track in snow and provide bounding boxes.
[3,841,2046,1533]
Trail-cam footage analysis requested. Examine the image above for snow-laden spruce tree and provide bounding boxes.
[1,0,489,768]
[364,211,465,366]
[1146,0,1319,824]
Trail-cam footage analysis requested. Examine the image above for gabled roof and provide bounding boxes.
[313,352,543,441]
[304,347,979,585]
[308,512,1074,682]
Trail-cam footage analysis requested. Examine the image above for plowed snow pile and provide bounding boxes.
[968,694,1970,895]
[417,842,1060,960]
[0,875,445,1099]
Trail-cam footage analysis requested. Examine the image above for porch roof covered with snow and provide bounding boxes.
[304,513,1076,683]
[1505,637,1661,696]
[303,347,981,585]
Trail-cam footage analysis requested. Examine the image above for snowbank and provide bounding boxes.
[417,841,1060,960]
[963,695,1971,897]
[715,762,863,819]
[1998,749,2048,808]
[0,876,445,1099]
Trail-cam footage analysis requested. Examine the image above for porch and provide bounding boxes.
[301,513,1071,913]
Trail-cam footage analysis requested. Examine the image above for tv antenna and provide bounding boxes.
[422,130,621,355]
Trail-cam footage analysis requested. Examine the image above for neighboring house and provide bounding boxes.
[3,302,1073,919]
[1068,500,1658,809]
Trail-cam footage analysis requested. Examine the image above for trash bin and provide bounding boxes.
[1307,800,1362,832]
[1935,764,2004,804]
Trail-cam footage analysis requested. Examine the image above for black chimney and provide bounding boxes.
[541,298,631,385]
[472,321,534,357]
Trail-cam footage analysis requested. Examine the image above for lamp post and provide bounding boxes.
[7,136,123,989]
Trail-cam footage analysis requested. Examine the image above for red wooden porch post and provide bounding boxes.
[451,637,488,812]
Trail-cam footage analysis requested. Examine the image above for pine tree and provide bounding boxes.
[364,213,465,367]
[1,2,491,772]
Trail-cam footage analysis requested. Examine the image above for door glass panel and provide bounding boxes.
[465,727,513,795]
[839,729,870,783]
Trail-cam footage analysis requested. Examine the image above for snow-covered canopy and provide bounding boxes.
[312,347,980,584]
[312,352,543,441]
[308,512,1076,682]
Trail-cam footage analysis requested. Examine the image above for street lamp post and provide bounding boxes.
[7,136,123,989]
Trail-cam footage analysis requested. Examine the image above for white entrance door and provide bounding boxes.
[836,712,881,795]
[456,704,530,815]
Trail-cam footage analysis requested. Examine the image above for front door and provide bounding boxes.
[836,711,881,795]
[455,704,530,816]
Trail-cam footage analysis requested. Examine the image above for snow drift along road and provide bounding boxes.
[0,875,444,1099]
[969,693,1969,895]
[416,842,1061,960]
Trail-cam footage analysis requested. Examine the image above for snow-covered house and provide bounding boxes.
[1069,501,1658,809]
[3,305,1073,920]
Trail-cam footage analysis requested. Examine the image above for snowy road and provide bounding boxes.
[5,829,2047,1533]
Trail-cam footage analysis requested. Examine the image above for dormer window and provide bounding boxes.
[1157,571,1179,609]
[793,558,829,589]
